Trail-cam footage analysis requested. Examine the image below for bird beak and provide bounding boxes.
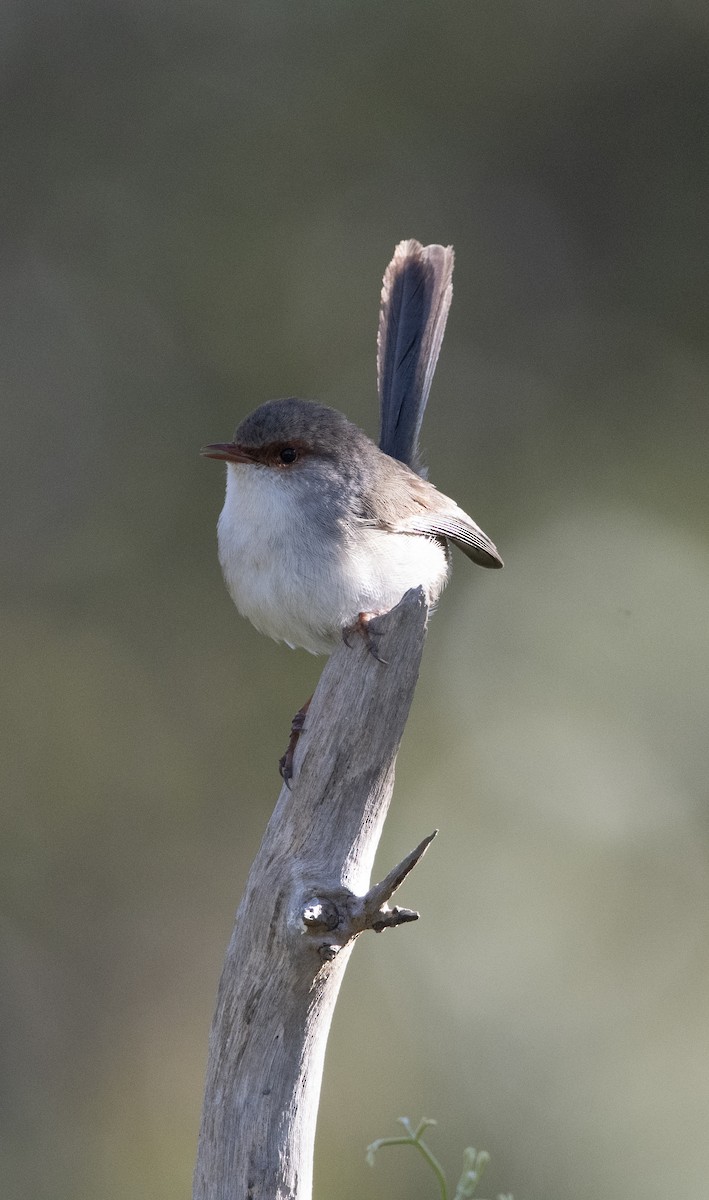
[201,442,254,463]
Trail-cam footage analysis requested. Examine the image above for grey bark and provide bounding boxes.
[193,587,434,1200]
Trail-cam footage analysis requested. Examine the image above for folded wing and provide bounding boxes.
[402,511,503,569]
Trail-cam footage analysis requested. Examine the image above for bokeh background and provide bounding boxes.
[3,2,709,1197]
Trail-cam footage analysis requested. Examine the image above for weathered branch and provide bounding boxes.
[193,587,432,1200]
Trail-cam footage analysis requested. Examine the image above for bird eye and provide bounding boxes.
[279,447,297,464]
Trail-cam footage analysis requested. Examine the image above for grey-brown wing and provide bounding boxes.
[405,512,503,569]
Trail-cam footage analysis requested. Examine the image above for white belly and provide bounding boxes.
[216,464,450,654]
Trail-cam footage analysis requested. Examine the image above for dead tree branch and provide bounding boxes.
[193,587,433,1200]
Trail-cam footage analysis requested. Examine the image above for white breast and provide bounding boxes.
[217,463,450,654]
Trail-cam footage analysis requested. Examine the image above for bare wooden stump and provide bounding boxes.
[194,587,434,1200]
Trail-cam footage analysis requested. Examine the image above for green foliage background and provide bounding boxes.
[3,3,708,1198]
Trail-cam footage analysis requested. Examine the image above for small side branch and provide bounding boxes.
[299,829,438,959]
[362,828,438,928]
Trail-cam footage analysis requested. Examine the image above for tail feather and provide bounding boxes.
[377,239,454,474]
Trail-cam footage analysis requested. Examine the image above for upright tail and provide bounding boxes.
[377,239,454,474]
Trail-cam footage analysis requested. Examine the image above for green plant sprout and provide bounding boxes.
[366,1116,513,1200]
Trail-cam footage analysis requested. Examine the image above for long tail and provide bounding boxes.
[377,239,454,474]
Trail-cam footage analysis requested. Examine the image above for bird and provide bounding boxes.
[203,239,502,775]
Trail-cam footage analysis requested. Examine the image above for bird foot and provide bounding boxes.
[279,697,312,786]
[342,611,389,664]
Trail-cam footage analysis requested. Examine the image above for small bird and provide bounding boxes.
[203,240,502,653]
[203,240,502,775]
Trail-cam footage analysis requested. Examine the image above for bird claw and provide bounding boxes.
[278,747,295,787]
[278,699,311,786]
[342,611,389,664]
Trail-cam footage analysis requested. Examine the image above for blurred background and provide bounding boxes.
[2,1,709,1197]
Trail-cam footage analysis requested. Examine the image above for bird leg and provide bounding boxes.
[279,696,312,786]
[342,611,389,664]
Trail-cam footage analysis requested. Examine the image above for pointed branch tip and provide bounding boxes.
[370,906,420,932]
[364,830,437,912]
